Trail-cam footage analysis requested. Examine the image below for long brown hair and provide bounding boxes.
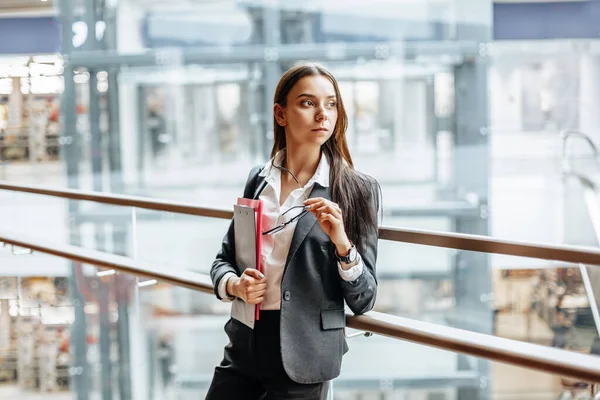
[270,62,380,253]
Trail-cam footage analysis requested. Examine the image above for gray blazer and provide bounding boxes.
[210,166,379,384]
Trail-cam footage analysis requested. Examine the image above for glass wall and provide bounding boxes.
[40,0,494,398]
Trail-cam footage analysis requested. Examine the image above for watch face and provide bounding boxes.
[337,244,358,263]
[348,246,358,262]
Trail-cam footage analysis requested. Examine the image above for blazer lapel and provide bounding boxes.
[253,175,268,199]
[284,183,330,268]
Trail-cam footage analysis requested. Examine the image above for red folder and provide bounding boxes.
[236,197,263,320]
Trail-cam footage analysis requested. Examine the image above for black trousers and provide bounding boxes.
[205,310,330,400]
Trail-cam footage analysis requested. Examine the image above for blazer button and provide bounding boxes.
[283,291,291,301]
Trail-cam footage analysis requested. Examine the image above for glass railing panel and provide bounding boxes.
[0,190,133,257]
[374,230,455,320]
[131,210,230,275]
[335,333,588,400]
[374,240,600,356]
[492,256,600,356]
[80,262,137,400]
[520,272,597,353]
[134,280,228,400]
[0,160,66,187]
[0,189,71,242]
[0,244,137,399]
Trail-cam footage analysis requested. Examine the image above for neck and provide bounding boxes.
[282,143,321,185]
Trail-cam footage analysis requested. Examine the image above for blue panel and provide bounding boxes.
[0,17,61,54]
[493,1,600,40]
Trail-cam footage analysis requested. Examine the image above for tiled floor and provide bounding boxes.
[0,386,70,400]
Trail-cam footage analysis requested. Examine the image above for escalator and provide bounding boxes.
[560,130,600,346]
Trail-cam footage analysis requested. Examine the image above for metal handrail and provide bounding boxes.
[0,230,214,294]
[0,230,599,383]
[561,130,600,175]
[0,181,233,219]
[349,312,600,383]
[379,227,600,265]
[2,180,600,265]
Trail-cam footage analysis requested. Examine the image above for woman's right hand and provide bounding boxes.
[226,269,267,305]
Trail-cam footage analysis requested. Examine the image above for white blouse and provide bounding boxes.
[218,150,364,309]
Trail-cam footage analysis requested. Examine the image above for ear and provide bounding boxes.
[273,104,287,127]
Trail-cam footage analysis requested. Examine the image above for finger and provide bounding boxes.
[303,197,324,205]
[315,206,328,216]
[243,277,265,288]
[315,204,336,214]
[327,201,342,214]
[247,285,267,293]
[308,204,328,217]
[316,204,342,220]
[243,269,265,280]
[323,213,338,225]
[318,212,332,223]
[247,292,266,302]
[305,200,325,210]
[249,288,266,297]
[329,206,342,220]
[247,283,267,293]
[246,290,266,300]
[249,291,267,301]
[248,297,264,305]
[319,212,340,225]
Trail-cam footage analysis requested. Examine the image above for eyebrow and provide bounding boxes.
[297,93,337,99]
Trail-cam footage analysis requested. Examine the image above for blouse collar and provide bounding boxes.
[259,149,330,188]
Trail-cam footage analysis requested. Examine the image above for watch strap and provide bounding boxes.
[335,241,357,264]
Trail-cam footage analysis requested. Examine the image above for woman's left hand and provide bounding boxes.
[304,197,349,249]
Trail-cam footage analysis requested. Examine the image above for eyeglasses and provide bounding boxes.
[261,158,310,236]
[262,205,308,236]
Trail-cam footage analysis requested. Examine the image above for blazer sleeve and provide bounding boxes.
[340,178,380,315]
[210,166,262,300]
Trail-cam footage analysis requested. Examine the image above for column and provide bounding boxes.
[7,77,22,129]
[452,1,493,399]
[0,300,10,351]
[579,52,600,141]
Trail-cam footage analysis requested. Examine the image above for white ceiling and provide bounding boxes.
[0,0,588,17]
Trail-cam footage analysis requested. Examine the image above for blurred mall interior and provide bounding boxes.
[0,0,599,399]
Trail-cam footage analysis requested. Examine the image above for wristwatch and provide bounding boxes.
[335,241,358,264]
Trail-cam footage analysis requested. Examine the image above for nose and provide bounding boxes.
[315,104,328,122]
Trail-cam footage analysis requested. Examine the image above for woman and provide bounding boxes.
[207,62,380,400]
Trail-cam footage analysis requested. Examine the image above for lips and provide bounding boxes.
[312,128,328,132]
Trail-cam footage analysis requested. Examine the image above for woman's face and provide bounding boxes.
[275,74,338,149]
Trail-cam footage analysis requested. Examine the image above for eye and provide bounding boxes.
[328,101,337,107]
[301,100,314,106]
